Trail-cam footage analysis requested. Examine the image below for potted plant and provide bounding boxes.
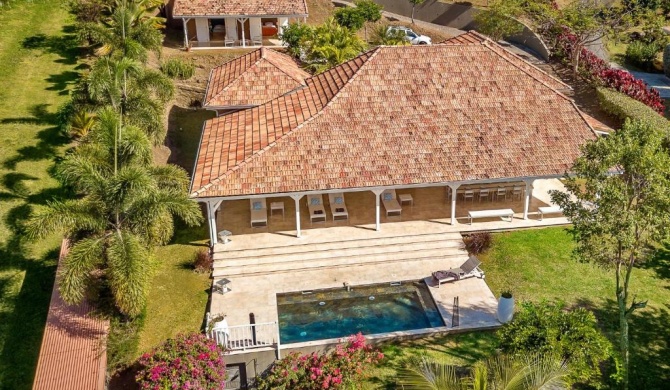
[497,290,514,323]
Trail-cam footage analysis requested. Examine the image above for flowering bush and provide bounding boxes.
[554,28,664,114]
[136,333,227,390]
[257,333,384,390]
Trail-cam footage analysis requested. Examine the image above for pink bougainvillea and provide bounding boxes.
[554,28,664,114]
[257,333,384,390]
[136,333,227,390]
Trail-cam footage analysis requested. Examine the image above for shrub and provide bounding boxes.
[160,57,195,80]
[625,41,661,72]
[463,232,492,255]
[280,22,313,58]
[498,301,612,387]
[257,333,384,390]
[596,87,670,132]
[193,248,212,273]
[136,333,227,389]
[334,7,366,31]
[554,29,664,114]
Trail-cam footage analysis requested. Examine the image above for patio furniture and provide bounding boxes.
[398,193,413,207]
[495,187,507,201]
[249,198,268,227]
[512,186,523,200]
[538,205,562,220]
[213,278,232,294]
[328,193,349,221]
[224,38,235,47]
[307,194,327,223]
[270,201,284,220]
[432,256,485,287]
[462,189,474,202]
[468,208,514,224]
[381,189,402,216]
[218,230,232,244]
[478,188,490,202]
[252,35,262,46]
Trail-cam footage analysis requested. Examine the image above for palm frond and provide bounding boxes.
[106,231,151,316]
[25,200,105,238]
[58,235,107,305]
[397,357,463,390]
[148,164,191,192]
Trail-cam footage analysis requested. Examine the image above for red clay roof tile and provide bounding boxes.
[174,0,308,17]
[190,41,596,198]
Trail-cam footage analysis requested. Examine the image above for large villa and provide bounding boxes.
[190,32,599,361]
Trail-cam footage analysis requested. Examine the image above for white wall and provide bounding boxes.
[195,18,210,42]
[249,18,262,40]
[225,18,238,41]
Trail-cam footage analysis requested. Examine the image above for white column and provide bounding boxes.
[290,194,304,237]
[206,200,223,246]
[449,184,460,225]
[182,18,189,48]
[195,18,210,43]
[523,179,535,220]
[371,189,384,231]
[238,18,248,47]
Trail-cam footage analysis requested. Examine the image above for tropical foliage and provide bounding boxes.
[160,57,196,80]
[473,0,524,42]
[596,87,670,132]
[371,24,409,46]
[136,333,227,389]
[397,353,569,389]
[257,333,384,389]
[26,108,202,316]
[497,301,611,386]
[550,118,670,389]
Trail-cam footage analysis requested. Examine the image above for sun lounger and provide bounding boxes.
[328,193,349,221]
[432,256,485,288]
[249,198,267,227]
[381,189,402,216]
[307,194,326,223]
[538,205,562,220]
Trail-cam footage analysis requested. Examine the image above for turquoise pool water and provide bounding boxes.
[277,281,444,344]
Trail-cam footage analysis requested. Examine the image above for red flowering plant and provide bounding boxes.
[136,333,227,390]
[553,28,664,114]
[257,333,384,390]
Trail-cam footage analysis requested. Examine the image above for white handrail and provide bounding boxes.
[207,315,280,356]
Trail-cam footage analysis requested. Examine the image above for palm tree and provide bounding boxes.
[26,108,202,316]
[371,24,410,46]
[87,56,173,144]
[307,18,366,73]
[397,354,569,390]
[69,110,97,139]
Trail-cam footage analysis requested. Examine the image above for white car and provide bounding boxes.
[388,26,432,45]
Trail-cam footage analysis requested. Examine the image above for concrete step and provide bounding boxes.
[212,250,466,278]
[213,231,463,261]
[214,238,464,268]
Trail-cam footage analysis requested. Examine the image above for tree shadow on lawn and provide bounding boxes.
[575,297,670,389]
[641,242,670,281]
[21,25,85,66]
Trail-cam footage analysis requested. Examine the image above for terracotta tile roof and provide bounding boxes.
[174,0,308,17]
[441,31,570,91]
[204,48,310,108]
[190,42,597,198]
[581,112,614,133]
[33,240,109,390]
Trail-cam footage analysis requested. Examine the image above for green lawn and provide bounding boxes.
[362,227,670,388]
[0,1,80,389]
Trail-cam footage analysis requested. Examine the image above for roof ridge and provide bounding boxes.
[480,39,574,103]
[204,48,265,106]
[261,49,309,85]
[191,48,382,197]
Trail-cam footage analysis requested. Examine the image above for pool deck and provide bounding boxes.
[209,179,569,350]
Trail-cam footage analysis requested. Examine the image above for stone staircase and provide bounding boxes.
[212,231,467,279]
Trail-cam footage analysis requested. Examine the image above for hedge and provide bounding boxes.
[596,87,670,132]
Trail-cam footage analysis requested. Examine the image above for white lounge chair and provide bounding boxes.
[249,198,267,227]
[381,189,402,216]
[307,194,326,223]
[328,193,348,221]
[432,256,485,287]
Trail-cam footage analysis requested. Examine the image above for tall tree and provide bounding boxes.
[550,119,670,389]
[408,0,426,24]
[473,0,524,42]
[26,108,202,316]
[355,0,383,41]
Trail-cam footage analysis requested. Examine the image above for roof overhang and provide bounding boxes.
[176,13,308,18]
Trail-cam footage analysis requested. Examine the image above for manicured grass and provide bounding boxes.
[362,227,670,388]
[0,1,80,389]
[481,227,670,388]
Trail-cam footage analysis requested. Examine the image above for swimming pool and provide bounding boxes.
[277,281,444,344]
